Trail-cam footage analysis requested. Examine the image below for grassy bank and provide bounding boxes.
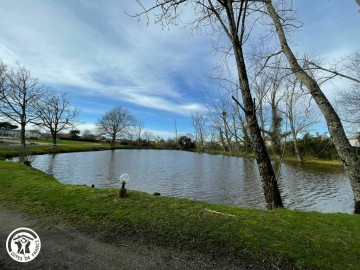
[283,157,342,167]
[205,149,343,167]
[0,138,343,168]
[0,139,152,159]
[1,161,359,269]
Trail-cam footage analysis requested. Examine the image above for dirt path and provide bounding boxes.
[0,204,264,270]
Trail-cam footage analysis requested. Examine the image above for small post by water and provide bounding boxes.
[119,173,130,198]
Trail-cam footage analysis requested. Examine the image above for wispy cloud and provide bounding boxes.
[0,0,359,134]
[0,0,213,120]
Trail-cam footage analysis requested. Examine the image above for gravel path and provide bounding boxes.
[0,204,268,270]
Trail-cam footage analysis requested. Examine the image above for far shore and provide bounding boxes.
[0,137,343,168]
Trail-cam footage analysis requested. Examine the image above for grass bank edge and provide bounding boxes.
[1,139,343,167]
[1,161,359,269]
[0,142,161,159]
[205,149,343,167]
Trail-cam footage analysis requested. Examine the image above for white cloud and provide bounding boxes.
[76,123,98,134]
[0,0,359,134]
[0,1,213,119]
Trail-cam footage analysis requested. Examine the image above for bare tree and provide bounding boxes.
[135,0,283,209]
[126,119,145,145]
[0,62,9,100]
[143,130,154,146]
[33,91,80,146]
[97,106,136,147]
[265,0,360,213]
[82,129,99,141]
[283,76,319,163]
[0,63,43,146]
[206,93,234,153]
[337,86,360,128]
[191,111,207,151]
[264,57,286,155]
[251,66,271,139]
[333,52,360,129]
[135,120,144,142]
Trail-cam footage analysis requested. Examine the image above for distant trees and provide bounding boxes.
[178,135,194,150]
[97,106,137,147]
[0,121,18,130]
[0,121,18,136]
[142,130,153,146]
[82,129,93,138]
[282,76,319,163]
[135,120,144,141]
[33,92,80,145]
[296,133,339,160]
[191,112,207,152]
[69,130,80,139]
[0,62,43,145]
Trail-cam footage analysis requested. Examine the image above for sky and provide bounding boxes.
[0,0,359,138]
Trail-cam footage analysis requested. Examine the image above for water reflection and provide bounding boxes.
[25,150,353,214]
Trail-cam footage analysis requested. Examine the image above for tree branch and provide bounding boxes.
[306,60,360,84]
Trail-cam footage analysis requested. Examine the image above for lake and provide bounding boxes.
[25,149,354,214]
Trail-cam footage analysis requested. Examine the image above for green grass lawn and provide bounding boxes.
[205,149,343,167]
[0,140,122,159]
[1,160,359,269]
[283,157,342,167]
[29,138,94,145]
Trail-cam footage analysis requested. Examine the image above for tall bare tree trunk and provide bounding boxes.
[266,1,360,213]
[111,134,116,148]
[20,122,26,146]
[51,130,57,146]
[225,3,283,209]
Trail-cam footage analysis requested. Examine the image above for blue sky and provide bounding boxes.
[0,0,359,138]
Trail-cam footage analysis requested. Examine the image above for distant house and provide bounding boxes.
[0,129,19,137]
[25,130,42,139]
[349,134,360,147]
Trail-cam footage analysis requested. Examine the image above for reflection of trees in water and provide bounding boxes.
[215,157,265,208]
[103,150,118,186]
[46,154,57,176]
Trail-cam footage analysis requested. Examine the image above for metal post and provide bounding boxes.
[119,182,127,198]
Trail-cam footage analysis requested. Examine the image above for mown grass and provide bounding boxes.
[29,138,93,145]
[0,140,133,159]
[206,149,343,167]
[1,160,359,269]
[283,157,342,167]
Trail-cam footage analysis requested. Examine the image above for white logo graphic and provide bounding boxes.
[6,227,41,262]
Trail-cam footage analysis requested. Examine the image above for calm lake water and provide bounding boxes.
[25,149,354,214]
